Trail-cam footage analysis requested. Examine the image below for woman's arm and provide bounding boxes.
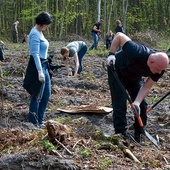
[73,53,79,75]
[29,34,42,71]
[63,59,71,76]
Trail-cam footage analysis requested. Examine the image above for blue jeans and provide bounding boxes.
[28,62,51,125]
[106,40,112,49]
[78,44,88,74]
[90,32,99,50]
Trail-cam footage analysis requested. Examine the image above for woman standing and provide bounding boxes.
[115,20,125,34]
[105,30,114,49]
[24,12,53,127]
[60,41,88,76]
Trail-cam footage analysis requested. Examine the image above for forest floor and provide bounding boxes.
[0,33,170,170]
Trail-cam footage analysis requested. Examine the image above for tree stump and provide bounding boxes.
[46,120,70,144]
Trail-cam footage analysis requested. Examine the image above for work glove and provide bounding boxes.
[133,101,141,115]
[38,70,45,83]
[106,52,116,66]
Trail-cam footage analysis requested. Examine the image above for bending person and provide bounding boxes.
[60,41,88,76]
[106,32,169,142]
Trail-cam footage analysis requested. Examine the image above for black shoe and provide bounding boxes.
[134,130,140,142]
[134,131,146,143]
[134,136,140,143]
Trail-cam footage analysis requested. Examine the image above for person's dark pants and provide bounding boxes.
[12,31,18,43]
[0,46,4,61]
[77,44,88,74]
[106,40,112,49]
[107,66,147,138]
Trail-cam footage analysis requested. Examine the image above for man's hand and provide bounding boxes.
[133,101,140,115]
[38,70,45,83]
[107,54,116,66]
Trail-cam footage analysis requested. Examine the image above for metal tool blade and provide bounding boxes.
[145,130,159,147]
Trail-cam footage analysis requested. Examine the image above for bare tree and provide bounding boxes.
[97,0,101,21]
[122,0,128,33]
[108,0,114,32]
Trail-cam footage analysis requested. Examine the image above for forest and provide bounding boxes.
[0,0,170,41]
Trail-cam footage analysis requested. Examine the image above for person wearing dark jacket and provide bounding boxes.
[106,32,169,142]
[115,20,125,51]
[23,12,53,128]
[89,19,104,50]
[115,20,125,33]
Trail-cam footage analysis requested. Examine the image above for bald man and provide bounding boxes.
[106,32,169,142]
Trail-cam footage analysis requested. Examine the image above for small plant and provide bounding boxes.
[46,105,57,112]
[78,148,93,158]
[87,74,95,81]
[2,70,10,77]
[57,99,64,106]
[39,140,55,152]
[54,117,73,123]
[7,82,14,88]
[98,157,112,170]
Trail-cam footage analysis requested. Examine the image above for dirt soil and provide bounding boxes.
[0,38,170,170]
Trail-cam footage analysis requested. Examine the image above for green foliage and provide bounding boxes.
[39,140,55,152]
[78,148,93,158]
[2,71,10,77]
[0,0,170,40]
[98,158,112,170]
[54,117,73,123]
[156,36,170,52]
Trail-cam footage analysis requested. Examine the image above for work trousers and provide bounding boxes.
[12,31,18,43]
[107,66,147,135]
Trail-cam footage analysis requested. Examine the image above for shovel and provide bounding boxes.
[109,63,159,147]
[146,91,170,114]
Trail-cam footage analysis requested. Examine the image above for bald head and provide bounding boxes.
[148,52,169,74]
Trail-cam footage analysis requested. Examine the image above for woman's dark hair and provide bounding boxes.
[35,12,53,25]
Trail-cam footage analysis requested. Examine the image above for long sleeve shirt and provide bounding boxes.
[28,27,49,71]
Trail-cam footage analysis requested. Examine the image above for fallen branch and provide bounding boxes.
[163,156,169,164]
[72,139,82,149]
[55,138,73,155]
[124,148,141,163]
[51,149,63,158]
